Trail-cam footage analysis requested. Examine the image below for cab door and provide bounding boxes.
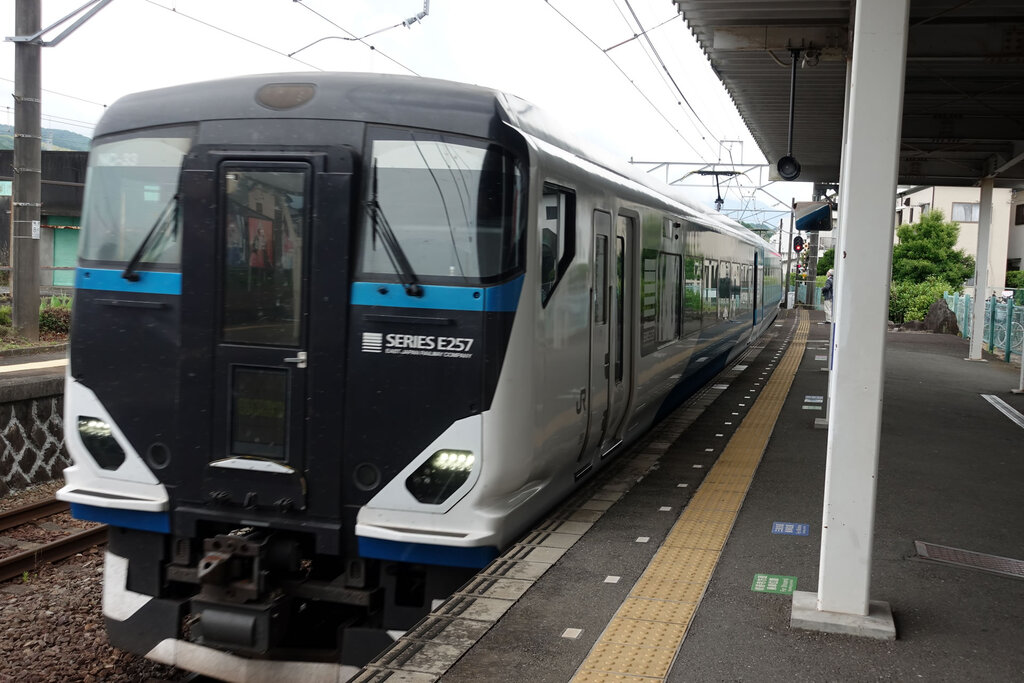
[176,146,352,524]
[210,162,312,508]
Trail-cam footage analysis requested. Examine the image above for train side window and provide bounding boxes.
[658,252,682,342]
[540,184,576,305]
[683,229,702,336]
[594,232,608,324]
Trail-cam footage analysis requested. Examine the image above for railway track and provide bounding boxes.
[0,497,107,583]
[0,498,70,532]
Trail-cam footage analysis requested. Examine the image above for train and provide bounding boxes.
[57,72,782,679]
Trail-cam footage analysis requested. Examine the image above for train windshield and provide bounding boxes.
[79,128,194,266]
[359,130,524,283]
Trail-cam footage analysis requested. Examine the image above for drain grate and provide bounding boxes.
[915,541,1024,580]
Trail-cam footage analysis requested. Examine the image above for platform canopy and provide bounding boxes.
[673,0,1024,188]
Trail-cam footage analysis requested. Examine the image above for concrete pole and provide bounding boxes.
[817,0,909,620]
[12,0,41,340]
[968,178,994,360]
[784,199,794,306]
[807,231,820,306]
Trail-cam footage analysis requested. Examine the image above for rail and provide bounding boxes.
[0,497,107,583]
[0,498,70,532]
[0,526,108,583]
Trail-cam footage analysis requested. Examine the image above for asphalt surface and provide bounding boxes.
[667,314,1024,681]
[447,309,1024,681]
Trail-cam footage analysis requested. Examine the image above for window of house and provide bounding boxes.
[1014,204,1024,225]
[951,202,980,222]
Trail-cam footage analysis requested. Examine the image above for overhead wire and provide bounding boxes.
[602,12,679,52]
[0,76,108,109]
[607,0,718,159]
[620,0,722,148]
[290,0,421,76]
[142,0,323,71]
[543,0,709,162]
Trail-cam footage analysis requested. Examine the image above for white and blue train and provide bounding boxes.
[57,73,782,678]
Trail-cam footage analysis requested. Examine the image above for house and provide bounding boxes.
[0,150,87,289]
[895,185,1014,294]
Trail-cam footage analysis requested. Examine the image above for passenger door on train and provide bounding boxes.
[581,210,613,470]
[606,213,634,448]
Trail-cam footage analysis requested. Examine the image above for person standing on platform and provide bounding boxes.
[822,269,834,323]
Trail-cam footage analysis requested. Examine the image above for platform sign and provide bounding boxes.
[751,574,797,594]
[772,522,810,536]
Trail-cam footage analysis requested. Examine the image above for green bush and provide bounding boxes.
[0,305,10,327]
[1006,270,1024,289]
[889,277,952,323]
[39,306,71,334]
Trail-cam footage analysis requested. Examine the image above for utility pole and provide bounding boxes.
[11,0,41,340]
[8,0,115,340]
[807,231,820,306]
[783,198,794,307]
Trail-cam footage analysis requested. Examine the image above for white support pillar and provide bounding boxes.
[791,0,907,640]
[968,178,994,360]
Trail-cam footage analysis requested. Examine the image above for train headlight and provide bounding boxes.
[77,416,126,471]
[405,450,475,504]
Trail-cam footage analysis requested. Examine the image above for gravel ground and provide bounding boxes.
[0,481,186,682]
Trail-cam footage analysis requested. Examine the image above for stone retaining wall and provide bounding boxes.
[0,377,68,497]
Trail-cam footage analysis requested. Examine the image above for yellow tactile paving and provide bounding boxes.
[572,312,809,682]
[615,597,697,625]
[600,618,688,648]
[658,521,731,551]
[579,642,678,678]
[630,572,713,601]
[573,673,662,683]
[666,506,736,527]
[686,488,747,512]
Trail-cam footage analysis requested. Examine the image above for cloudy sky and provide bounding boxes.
[2,0,810,221]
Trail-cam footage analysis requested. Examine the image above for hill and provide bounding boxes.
[0,124,91,151]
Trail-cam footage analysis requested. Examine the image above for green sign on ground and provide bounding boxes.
[751,574,797,594]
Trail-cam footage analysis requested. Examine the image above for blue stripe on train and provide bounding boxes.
[70,503,171,534]
[75,268,182,295]
[351,275,524,312]
[358,536,498,568]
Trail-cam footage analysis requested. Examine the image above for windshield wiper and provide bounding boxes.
[364,161,423,297]
[122,194,179,282]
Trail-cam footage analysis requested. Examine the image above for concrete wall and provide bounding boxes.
[1009,189,1024,273]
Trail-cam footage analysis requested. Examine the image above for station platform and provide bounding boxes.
[356,308,1024,682]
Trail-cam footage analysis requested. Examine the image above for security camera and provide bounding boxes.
[777,155,801,181]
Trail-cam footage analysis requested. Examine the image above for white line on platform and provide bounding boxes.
[981,394,1024,430]
[0,358,68,374]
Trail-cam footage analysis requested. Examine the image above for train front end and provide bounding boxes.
[56,74,530,674]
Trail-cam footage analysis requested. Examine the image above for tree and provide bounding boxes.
[817,248,835,273]
[891,209,974,289]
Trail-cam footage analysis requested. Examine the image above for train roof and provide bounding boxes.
[95,72,773,251]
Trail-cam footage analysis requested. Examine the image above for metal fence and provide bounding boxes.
[790,281,823,309]
[943,290,1023,362]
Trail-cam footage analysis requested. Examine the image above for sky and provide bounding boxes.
[1,0,811,224]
